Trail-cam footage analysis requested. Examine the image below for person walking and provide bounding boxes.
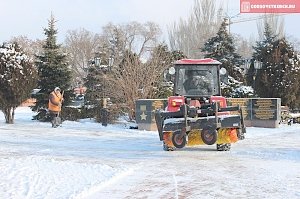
[48,87,64,128]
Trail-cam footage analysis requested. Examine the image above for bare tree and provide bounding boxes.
[105,47,172,120]
[101,21,162,62]
[92,22,168,120]
[234,34,255,58]
[168,0,224,58]
[65,28,101,86]
[10,36,43,60]
[257,14,285,40]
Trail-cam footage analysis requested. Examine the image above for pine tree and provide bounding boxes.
[294,89,300,110]
[0,42,38,123]
[32,15,72,119]
[84,54,107,109]
[276,39,300,107]
[253,27,300,106]
[252,23,277,97]
[202,19,244,82]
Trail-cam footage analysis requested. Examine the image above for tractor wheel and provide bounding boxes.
[216,143,231,151]
[163,143,175,151]
[201,128,217,145]
[172,130,186,148]
[237,129,245,140]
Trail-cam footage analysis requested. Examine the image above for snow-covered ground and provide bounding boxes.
[0,107,299,199]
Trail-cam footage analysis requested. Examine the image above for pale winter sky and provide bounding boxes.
[0,0,300,43]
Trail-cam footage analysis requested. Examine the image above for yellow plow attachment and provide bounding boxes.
[163,128,238,148]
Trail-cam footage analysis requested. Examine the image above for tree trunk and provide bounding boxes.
[4,107,15,124]
[128,101,135,121]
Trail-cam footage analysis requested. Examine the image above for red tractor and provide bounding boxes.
[155,58,246,151]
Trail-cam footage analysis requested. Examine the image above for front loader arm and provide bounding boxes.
[155,108,185,141]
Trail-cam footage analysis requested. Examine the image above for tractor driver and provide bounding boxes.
[183,70,211,95]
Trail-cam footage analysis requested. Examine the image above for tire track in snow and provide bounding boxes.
[75,164,140,199]
[172,172,179,199]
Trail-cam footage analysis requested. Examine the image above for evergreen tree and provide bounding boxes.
[32,15,72,119]
[294,89,300,110]
[84,53,108,109]
[252,23,277,97]
[0,42,38,123]
[202,19,244,82]
[253,28,300,106]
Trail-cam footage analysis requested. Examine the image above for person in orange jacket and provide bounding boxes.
[48,87,64,127]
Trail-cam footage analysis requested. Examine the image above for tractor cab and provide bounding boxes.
[167,58,226,112]
[172,58,222,98]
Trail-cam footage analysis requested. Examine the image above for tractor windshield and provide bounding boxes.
[175,65,220,97]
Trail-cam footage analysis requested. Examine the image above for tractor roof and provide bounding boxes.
[175,58,221,65]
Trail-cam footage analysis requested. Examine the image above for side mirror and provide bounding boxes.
[220,67,228,84]
[220,67,227,75]
[168,67,175,75]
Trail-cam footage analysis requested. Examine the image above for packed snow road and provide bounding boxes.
[0,107,299,199]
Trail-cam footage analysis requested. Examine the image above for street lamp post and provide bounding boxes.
[92,51,116,126]
[243,59,262,88]
[242,58,252,74]
[252,60,263,89]
[254,60,262,70]
[94,57,101,67]
[93,52,107,126]
[95,55,114,126]
[108,57,114,71]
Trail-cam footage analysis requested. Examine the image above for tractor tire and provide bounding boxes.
[163,143,175,151]
[237,129,245,140]
[201,128,217,145]
[172,130,186,149]
[216,143,231,151]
